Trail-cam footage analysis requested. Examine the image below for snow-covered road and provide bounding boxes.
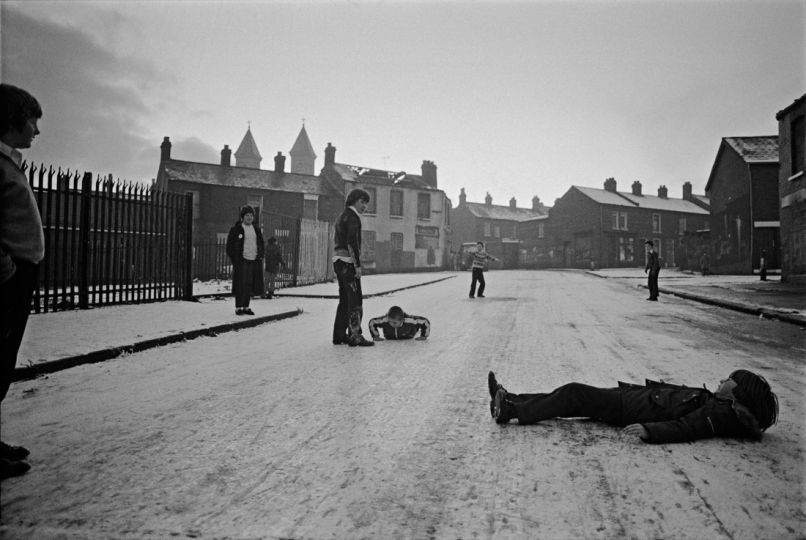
[2,270,804,539]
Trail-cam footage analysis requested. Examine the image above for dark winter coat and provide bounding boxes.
[645,251,661,273]
[618,379,762,444]
[333,207,362,268]
[264,244,285,274]
[226,220,265,295]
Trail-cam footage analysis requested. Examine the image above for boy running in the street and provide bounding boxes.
[469,241,498,298]
[368,306,430,341]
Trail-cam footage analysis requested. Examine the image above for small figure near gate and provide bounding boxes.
[263,236,286,299]
[226,205,264,316]
[487,369,778,444]
[759,249,768,281]
[368,306,430,341]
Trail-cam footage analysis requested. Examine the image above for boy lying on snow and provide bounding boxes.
[487,370,778,444]
[368,306,430,341]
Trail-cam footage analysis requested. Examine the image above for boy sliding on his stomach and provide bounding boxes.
[368,306,430,341]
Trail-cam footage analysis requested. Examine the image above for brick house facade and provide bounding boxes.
[539,178,710,269]
[776,93,806,282]
[451,189,547,268]
[705,136,779,274]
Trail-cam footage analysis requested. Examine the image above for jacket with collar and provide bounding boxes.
[0,152,45,282]
[368,313,430,340]
[333,207,362,267]
[226,220,265,262]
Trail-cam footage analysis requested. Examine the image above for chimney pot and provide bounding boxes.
[604,177,617,192]
[459,187,467,205]
[421,160,438,188]
[657,185,668,198]
[485,192,493,206]
[324,143,336,168]
[682,181,693,201]
[220,144,231,167]
[274,151,286,173]
[160,136,172,161]
[509,197,517,209]
[631,180,643,196]
[532,195,541,212]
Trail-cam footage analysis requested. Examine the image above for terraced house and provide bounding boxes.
[544,178,710,269]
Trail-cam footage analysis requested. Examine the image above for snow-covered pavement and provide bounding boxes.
[2,270,804,539]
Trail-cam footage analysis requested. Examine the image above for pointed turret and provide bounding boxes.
[234,126,262,169]
[289,124,317,175]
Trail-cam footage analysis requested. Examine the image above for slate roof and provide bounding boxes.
[331,162,442,192]
[463,202,547,222]
[159,159,339,197]
[290,125,316,158]
[573,186,709,215]
[234,127,262,160]
[723,136,778,163]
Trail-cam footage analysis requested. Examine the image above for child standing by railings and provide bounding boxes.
[469,241,499,298]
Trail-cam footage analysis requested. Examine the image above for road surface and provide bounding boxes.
[1,270,804,539]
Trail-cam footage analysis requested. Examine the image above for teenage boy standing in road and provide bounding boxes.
[469,241,499,298]
[0,84,44,479]
[644,240,660,301]
[332,189,374,347]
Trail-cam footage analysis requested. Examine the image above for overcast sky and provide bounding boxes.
[1,0,803,207]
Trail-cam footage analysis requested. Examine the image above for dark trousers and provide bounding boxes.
[1,260,38,402]
[509,383,624,426]
[647,270,659,299]
[233,259,257,308]
[470,268,485,296]
[333,260,363,342]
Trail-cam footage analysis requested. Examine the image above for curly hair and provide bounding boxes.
[730,369,779,431]
[0,84,42,134]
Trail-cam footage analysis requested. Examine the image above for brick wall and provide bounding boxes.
[778,97,806,281]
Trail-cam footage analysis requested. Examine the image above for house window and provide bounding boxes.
[538,222,545,239]
[417,193,431,220]
[363,187,377,214]
[611,211,628,230]
[618,237,634,262]
[678,217,686,235]
[361,230,376,262]
[303,194,318,221]
[792,115,805,174]
[654,238,662,259]
[444,199,451,226]
[390,190,403,217]
[494,225,500,238]
[484,222,491,237]
[652,214,662,233]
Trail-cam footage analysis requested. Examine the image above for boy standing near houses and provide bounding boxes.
[644,240,660,301]
[263,236,286,299]
[332,188,374,347]
[226,205,264,315]
[368,306,430,341]
[0,84,44,479]
[469,241,499,298]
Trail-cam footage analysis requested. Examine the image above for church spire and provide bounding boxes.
[289,123,317,175]
[234,125,262,169]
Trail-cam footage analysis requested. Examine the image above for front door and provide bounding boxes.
[390,232,404,271]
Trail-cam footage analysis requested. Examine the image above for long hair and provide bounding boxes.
[0,84,42,134]
[346,188,370,207]
[730,369,779,431]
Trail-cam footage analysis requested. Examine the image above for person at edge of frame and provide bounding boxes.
[0,83,44,480]
[332,188,374,347]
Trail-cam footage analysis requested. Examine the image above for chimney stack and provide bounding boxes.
[324,143,336,169]
[657,185,668,198]
[421,160,437,188]
[532,195,541,212]
[485,192,493,206]
[631,180,643,196]
[160,137,172,161]
[459,187,467,205]
[604,177,617,192]
[274,151,286,173]
[509,197,517,209]
[220,144,231,166]
[683,181,692,201]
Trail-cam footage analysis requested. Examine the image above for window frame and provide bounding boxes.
[390,189,404,217]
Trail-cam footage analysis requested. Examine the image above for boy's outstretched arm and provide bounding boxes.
[412,315,430,340]
[368,316,384,340]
